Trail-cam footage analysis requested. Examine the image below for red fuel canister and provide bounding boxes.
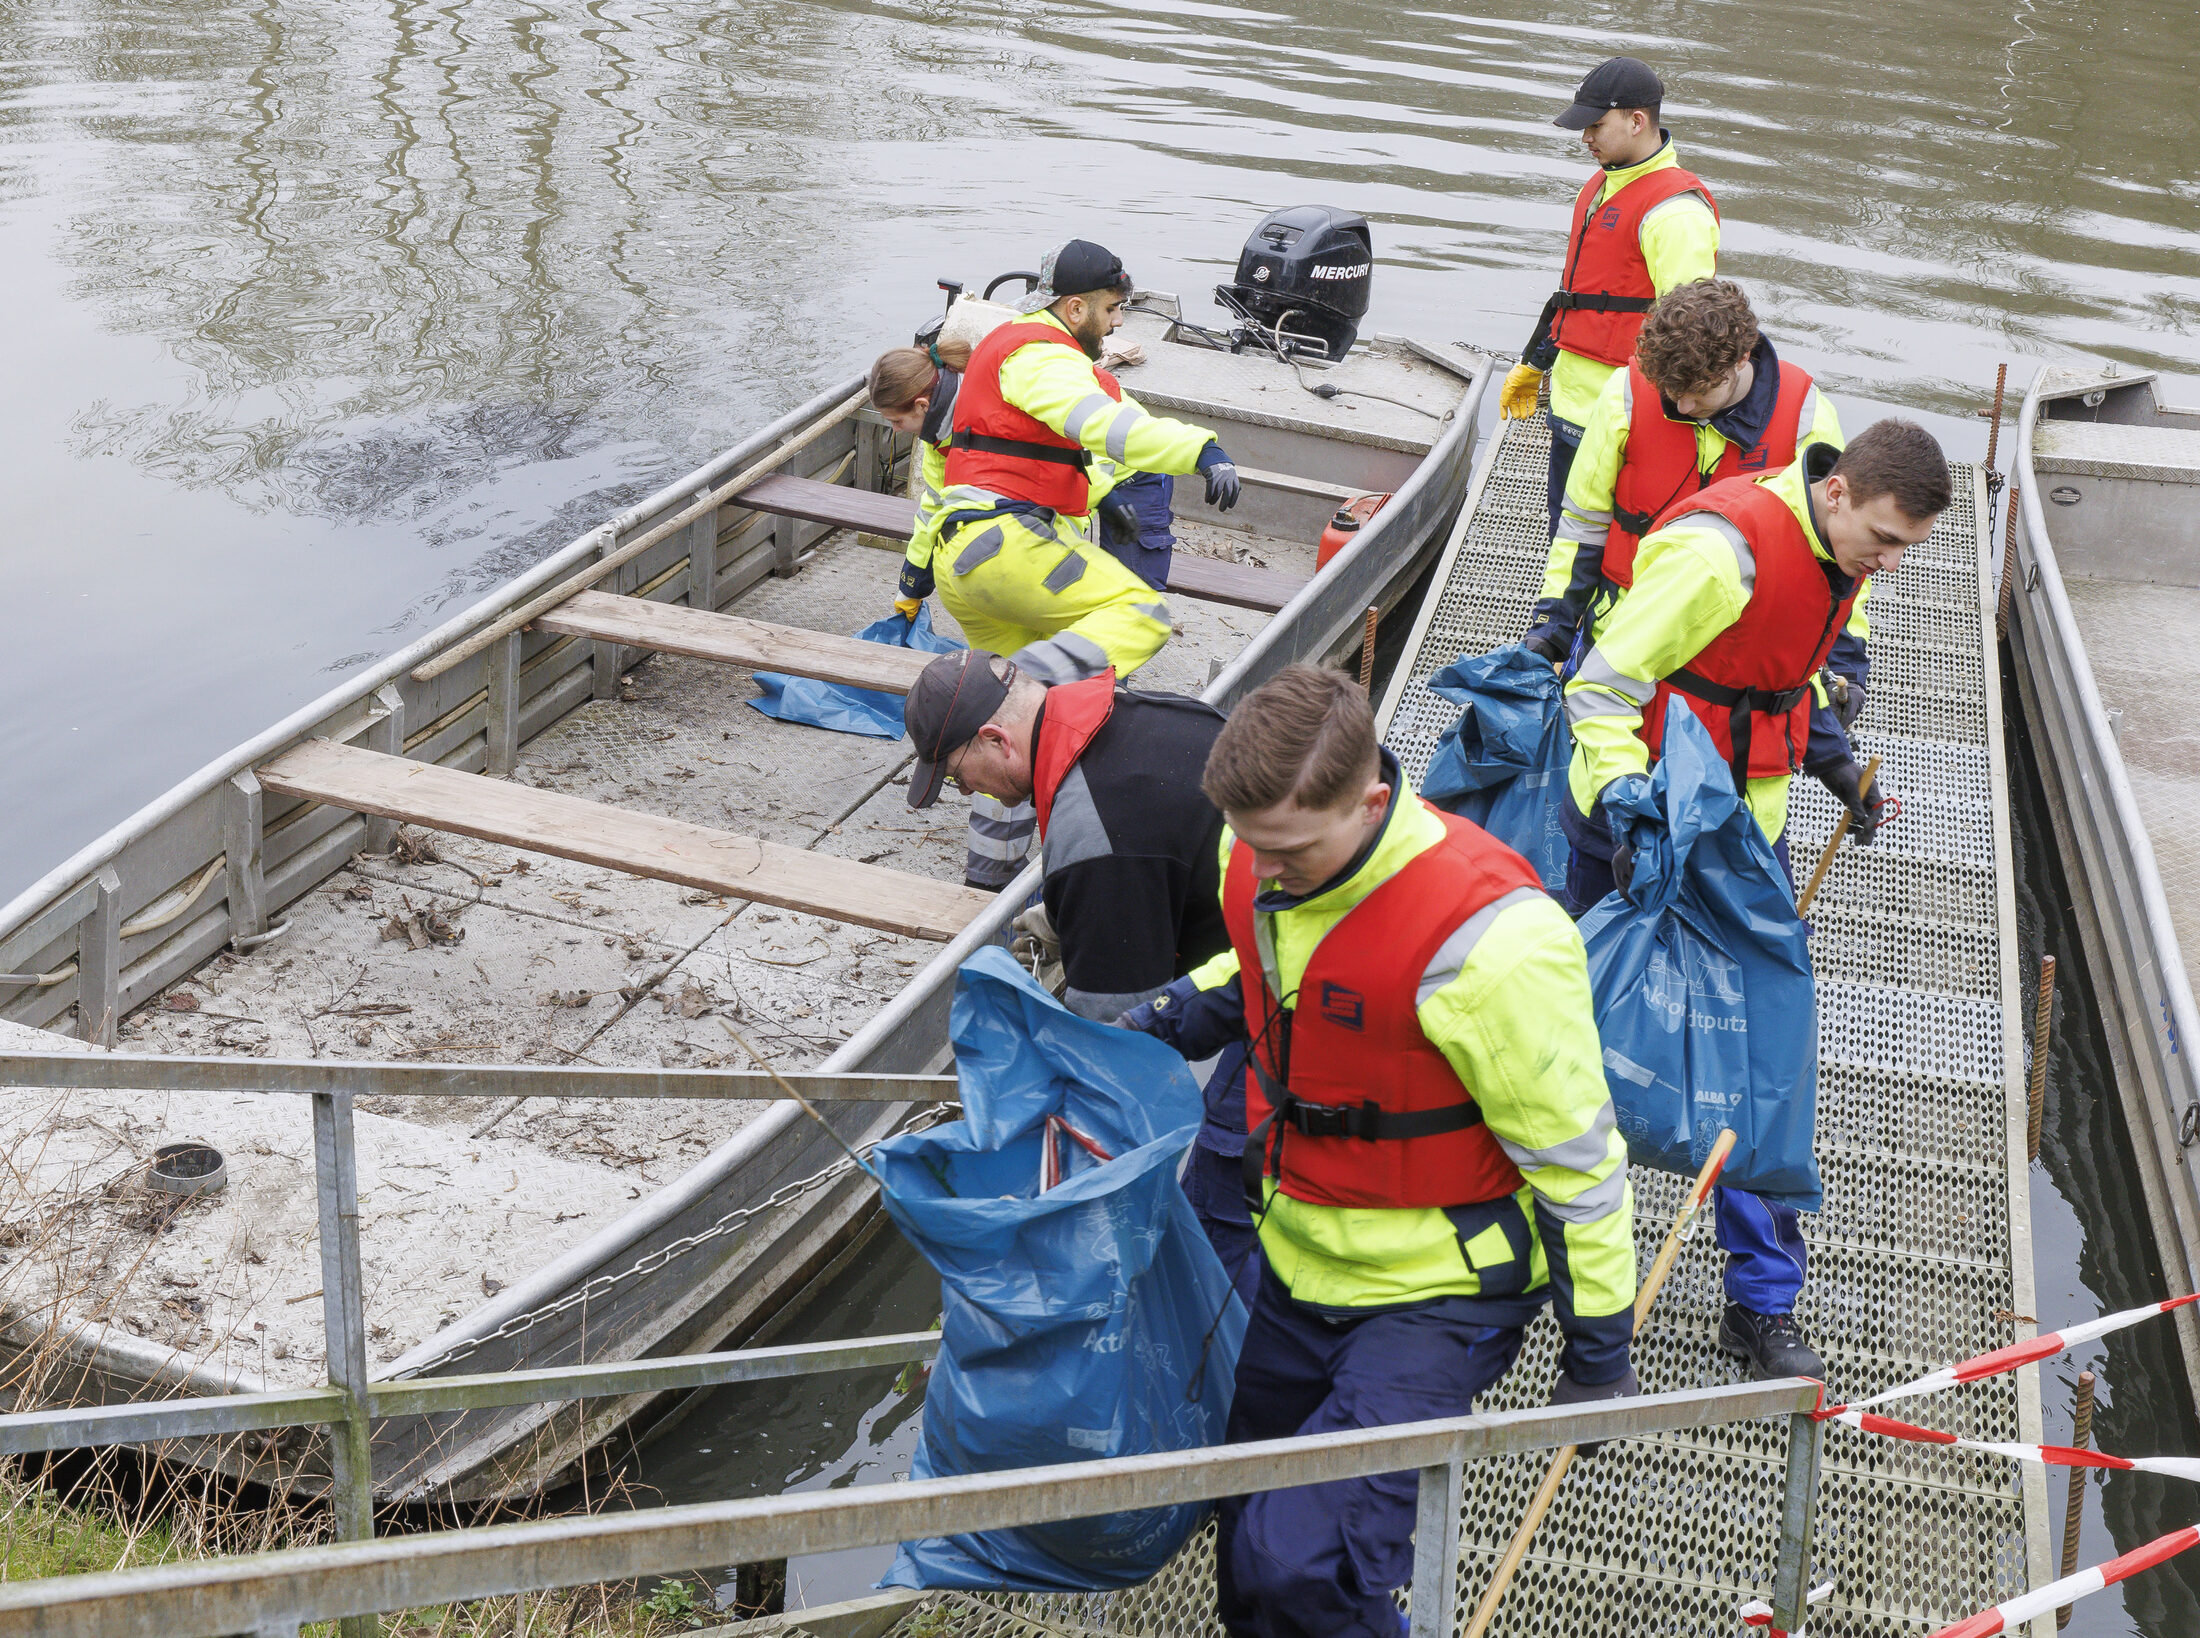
[1317,492,1391,568]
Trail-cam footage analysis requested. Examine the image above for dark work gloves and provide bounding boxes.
[1195,441,1242,512]
[1812,757,1886,846]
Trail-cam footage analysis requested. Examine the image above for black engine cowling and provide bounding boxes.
[1215,205,1373,362]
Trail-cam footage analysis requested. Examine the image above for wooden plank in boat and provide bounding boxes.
[255,740,994,942]
[536,592,934,694]
[1166,554,1307,613]
[735,473,919,538]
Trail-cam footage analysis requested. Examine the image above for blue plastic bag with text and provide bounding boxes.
[876,946,1246,1592]
[1417,642,1571,892]
[1576,701,1821,1209]
[747,604,962,737]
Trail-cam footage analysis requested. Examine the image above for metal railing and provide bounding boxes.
[0,1045,1823,1638]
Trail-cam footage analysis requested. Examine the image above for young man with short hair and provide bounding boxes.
[1500,57,1721,540]
[1123,664,1634,1638]
[1562,417,1953,1379]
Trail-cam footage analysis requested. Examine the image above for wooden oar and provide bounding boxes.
[1793,755,1881,918]
[1461,1128,1739,1638]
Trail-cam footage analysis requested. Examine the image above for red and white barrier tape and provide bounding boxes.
[1815,1294,2200,1419]
[1926,1524,2200,1637]
[1738,1580,1831,1637]
[1829,1408,2200,1481]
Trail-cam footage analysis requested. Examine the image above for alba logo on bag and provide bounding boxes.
[1318,982,1366,1030]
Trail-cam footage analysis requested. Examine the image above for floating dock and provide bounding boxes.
[856,416,2051,1637]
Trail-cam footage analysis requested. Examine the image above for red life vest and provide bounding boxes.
[943,321,1121,516]
[1549,165,1719,369]
[1029,671,1117,838]
[1224,805,1539,1211]
[1606,359,1814,588]
[1641,473,1861,793]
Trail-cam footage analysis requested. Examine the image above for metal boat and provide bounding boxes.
[2007,361,2200,1396]
[0,275,1492,1502]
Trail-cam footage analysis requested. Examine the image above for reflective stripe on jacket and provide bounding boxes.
[1565,451,1860,841]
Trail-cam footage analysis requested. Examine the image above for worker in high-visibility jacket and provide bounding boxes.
[1500,56,1720,541]
[867,337,1045,888]
[1523,278,1871,915]
[868,338,972,625]
[1562,417,1952,1381]
[1120,665,1635,1638]
[932,237,1242,689]
[1525,280,1845,664]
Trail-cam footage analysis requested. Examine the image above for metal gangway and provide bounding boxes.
[0,418,2047,1638]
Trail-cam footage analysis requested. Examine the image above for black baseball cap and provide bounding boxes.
[1017,239,1135,314]
[905,650,1014,809]
[1554,57,1664,130]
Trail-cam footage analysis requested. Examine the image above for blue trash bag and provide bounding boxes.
[1417,642,1571,892]
[1576,700,1821,1209]
[875,946,1247,1592]
[747,604,963,738]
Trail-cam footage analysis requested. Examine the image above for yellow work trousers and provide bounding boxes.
[933,509,1173,684]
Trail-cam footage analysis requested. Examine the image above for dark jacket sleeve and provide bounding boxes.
[1046,854,1195,1021]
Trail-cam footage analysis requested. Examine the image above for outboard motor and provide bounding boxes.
[1214,206,1373,362]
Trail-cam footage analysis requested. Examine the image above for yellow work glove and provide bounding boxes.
[893,597,923,621]
[1500,363,1546,419]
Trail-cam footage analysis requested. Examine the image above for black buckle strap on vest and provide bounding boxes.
[1276,1097,1483,1142]
[1552,291,1655,315]
[957,429,1091,470]
[1612,503,1657,537]
[1238,1023,1487,1216]
[1668,666,1812,794]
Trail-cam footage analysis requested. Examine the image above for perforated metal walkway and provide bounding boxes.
[846,417,2047,1638]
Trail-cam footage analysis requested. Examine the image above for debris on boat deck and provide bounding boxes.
[0,521,1311,1392]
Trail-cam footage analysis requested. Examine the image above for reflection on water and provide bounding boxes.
[2007,655,2200,1636]
[608,1225,940,1611]
[4,4,2200,1625]
[4,0,2199,888]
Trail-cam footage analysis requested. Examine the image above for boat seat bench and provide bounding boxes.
[537,592,935,694]
[255,739,994,942]
[734,474,1309,614]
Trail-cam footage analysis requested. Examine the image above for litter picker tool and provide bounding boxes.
[1462,1128,1738,1638]
[1795,755,1880,918]
[721,1021,879,1179]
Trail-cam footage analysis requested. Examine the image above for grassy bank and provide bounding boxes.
[0,1466,733,1636]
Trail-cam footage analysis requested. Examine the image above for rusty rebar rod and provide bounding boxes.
[1996,482,2021,642]
[2029,954,2058,1162]
[2057,1369,2097,1628]
[1985,362,2010,472]
[1359,605,1380,690]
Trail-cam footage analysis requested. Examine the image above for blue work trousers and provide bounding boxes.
[1217,1270,1525,1638]
[1180,1141,1261,1314]
[1545,413,1584,541]
[1097,471,1177,591]
[1714,1183,1808,1314]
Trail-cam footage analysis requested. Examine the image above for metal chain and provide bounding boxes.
[394,1105,948,1379]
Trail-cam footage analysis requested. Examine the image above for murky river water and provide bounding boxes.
[4,0,2198,1627]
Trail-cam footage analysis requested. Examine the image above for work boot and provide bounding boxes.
[1719,1302,1826,1382]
